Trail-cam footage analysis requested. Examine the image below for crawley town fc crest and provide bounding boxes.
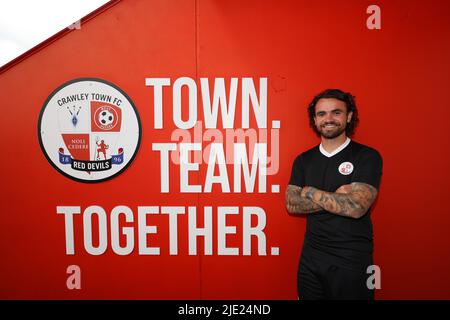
[38,78,141,182]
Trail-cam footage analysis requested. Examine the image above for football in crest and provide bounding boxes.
[99,109,114,126]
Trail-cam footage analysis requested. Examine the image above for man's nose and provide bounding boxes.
[324,112,334,121]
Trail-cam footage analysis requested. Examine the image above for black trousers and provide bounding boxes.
[297,246,375,300]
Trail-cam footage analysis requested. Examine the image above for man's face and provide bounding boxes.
[313,98,353,139]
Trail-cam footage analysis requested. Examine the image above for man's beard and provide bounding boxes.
[317,122,346,139]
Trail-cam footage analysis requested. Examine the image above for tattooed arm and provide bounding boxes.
[301,182,378,219]
[285,184,323,214]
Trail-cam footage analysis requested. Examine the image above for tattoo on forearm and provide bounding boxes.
[317,191,360,217]
[304,188,315,201]
[285,185,322,214]
[305,183,378,218]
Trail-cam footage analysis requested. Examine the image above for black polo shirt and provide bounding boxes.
[289,139,383,268]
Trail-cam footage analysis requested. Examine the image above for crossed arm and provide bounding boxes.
[285,182,378,219]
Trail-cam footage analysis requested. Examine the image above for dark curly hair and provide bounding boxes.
[307,89,359,137]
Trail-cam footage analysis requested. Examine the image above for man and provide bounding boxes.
[285,89,382,300]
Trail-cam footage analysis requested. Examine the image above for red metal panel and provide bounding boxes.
[0,0,449,299]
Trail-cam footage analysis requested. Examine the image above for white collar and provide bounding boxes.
[319,137,351,157]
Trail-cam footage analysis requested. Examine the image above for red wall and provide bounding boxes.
[0,0,449,299]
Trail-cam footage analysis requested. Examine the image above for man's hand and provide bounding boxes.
[335,184,353,194]
[285,184,323,214]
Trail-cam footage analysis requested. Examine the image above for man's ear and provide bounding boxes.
[347,111,353,123]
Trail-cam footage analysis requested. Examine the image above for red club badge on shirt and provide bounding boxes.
[338,161,354,175]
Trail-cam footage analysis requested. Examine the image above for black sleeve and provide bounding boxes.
[351,148,383,189]
[288,154,305,187]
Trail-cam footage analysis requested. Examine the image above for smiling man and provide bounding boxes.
[285,89,383,300]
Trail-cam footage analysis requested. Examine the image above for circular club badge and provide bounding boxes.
[38,78,141,183]
[338,161,354,175]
